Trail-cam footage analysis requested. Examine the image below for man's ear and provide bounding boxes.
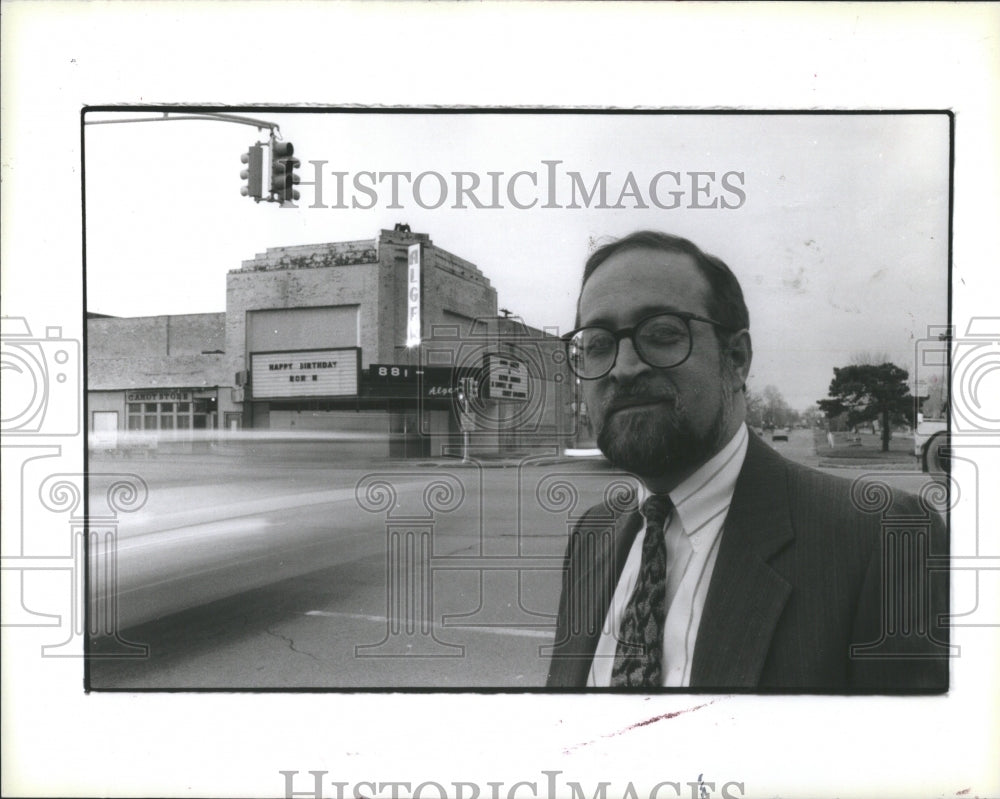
[724,329,753,390]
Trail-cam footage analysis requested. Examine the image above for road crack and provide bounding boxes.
[265,627,321,662]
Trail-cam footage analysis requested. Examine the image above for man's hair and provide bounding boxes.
[577,231,750,338]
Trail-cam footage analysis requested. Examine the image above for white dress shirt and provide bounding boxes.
[587,423,750,687]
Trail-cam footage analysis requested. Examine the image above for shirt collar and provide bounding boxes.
[638,423,750,542]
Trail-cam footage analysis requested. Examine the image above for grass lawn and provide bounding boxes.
[813,430,916,462]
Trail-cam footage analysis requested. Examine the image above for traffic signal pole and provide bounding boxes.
[85,112,299,206]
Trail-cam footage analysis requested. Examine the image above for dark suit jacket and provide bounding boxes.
[546,433,949,692]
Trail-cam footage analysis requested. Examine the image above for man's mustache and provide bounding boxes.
[601,380,679,414]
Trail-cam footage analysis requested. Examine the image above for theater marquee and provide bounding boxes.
[250,348,360,399]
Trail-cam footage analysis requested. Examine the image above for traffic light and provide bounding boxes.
[240,144,264,200]
[269,140,300,204]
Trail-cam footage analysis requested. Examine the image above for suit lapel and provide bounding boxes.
[558,507,643,687]
[690,434,795,687]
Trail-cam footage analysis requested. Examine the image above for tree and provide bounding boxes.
[817,363,913,451]
[746,385,803,430]
[761,384,795,429]
[745,389,765,429]
[850,350,896,366]
[801,404,825,429]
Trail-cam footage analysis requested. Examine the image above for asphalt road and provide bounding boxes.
[87,429,939,689]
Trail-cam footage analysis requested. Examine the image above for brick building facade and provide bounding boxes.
[87,228,575,457]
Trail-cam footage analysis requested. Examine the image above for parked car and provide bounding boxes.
[772,428,789,442]
[914,416,949,473]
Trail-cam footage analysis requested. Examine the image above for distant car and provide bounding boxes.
[772,429,789,442]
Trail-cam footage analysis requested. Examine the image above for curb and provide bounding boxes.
[817,460,920,471]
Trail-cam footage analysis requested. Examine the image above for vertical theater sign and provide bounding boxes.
[406,242,421,347]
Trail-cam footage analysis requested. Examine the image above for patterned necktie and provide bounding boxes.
[610,494,673,687]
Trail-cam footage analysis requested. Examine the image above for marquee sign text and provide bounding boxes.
[251,349,359,399]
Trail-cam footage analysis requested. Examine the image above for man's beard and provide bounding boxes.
[594,373,732,479]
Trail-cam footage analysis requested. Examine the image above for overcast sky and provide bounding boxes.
[84,111,949,411]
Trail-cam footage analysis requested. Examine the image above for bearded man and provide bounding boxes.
[546,231,949,691]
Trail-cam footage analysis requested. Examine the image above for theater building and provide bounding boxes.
[87,227,576,457]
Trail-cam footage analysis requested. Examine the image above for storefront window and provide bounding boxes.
[125,396,215,435]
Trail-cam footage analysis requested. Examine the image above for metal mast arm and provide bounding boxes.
[84,111,281,135]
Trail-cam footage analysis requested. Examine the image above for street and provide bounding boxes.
[87,428,938,689]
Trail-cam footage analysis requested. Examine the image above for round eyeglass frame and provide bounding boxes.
[562,311,735,380]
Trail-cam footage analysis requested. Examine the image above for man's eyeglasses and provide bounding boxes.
[563,311,734,380]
